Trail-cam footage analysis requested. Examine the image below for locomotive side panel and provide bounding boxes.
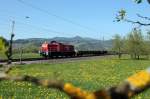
[63,45,75,57]
[48,41,62,57]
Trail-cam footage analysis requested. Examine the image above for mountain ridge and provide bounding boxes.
[13,36,113,51]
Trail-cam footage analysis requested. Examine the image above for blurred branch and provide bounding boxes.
[0,65,149,99]
[136,14,150,21]
[115,10,150,26]
[148,0,150,4]
[124,19,150,26]
[0,72,137,99]
[134,0,150,4]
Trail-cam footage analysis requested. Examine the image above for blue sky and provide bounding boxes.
[0,0,150,40]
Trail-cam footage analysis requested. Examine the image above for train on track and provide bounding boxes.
[39,41,108,58]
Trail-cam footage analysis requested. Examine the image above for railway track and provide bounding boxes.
[0,54,113,65]
[0,57,46,63]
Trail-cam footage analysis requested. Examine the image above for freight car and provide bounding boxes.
[76,50,107,56]
[39,41,108,58]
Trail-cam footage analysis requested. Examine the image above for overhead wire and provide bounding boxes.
[0,13,74,36]
[16,0,98,33]
[0,9,91,37]
[16,20,74,36]
[0,4,99,39]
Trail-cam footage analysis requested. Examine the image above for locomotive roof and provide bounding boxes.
[50,41,73,46]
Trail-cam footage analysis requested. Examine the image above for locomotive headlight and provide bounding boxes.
[46,52,49,56]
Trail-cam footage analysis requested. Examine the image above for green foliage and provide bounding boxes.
[0,37,8,55]
[146,31,150,41]
[115,9,126,22]
[112,34,123,58]
[144,31,150,56]
[13,45,39,54]
[113,29,150,59]
[124,29,148,59]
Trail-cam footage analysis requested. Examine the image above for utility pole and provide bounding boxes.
[102,36,105,51]
[19,46,23,64]
[7,21,15,64]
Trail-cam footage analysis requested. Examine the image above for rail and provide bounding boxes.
[0,53,114,64]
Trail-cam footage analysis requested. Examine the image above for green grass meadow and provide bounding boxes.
[0,56,150,99]
[0,53,42,60]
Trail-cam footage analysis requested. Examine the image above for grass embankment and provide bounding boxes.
[0,53,42,60]
[0,56,150,99]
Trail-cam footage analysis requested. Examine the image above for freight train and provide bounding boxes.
[39,41,107,58]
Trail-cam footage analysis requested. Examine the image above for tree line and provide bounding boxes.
[113,28,150,59]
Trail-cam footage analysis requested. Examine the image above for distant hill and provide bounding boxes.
[13,36,113,51]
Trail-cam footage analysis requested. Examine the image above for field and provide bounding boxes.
[0,56,150,99]
[0,53,42,60]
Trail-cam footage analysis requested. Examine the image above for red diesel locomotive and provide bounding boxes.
[39,41,75,57]
[39,41,108,58]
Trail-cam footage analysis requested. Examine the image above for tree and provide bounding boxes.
[6,33,15,64]
[0,37,8,57]
[112,34,123,58]
[144,31,150,57]
[125,29,147,59]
